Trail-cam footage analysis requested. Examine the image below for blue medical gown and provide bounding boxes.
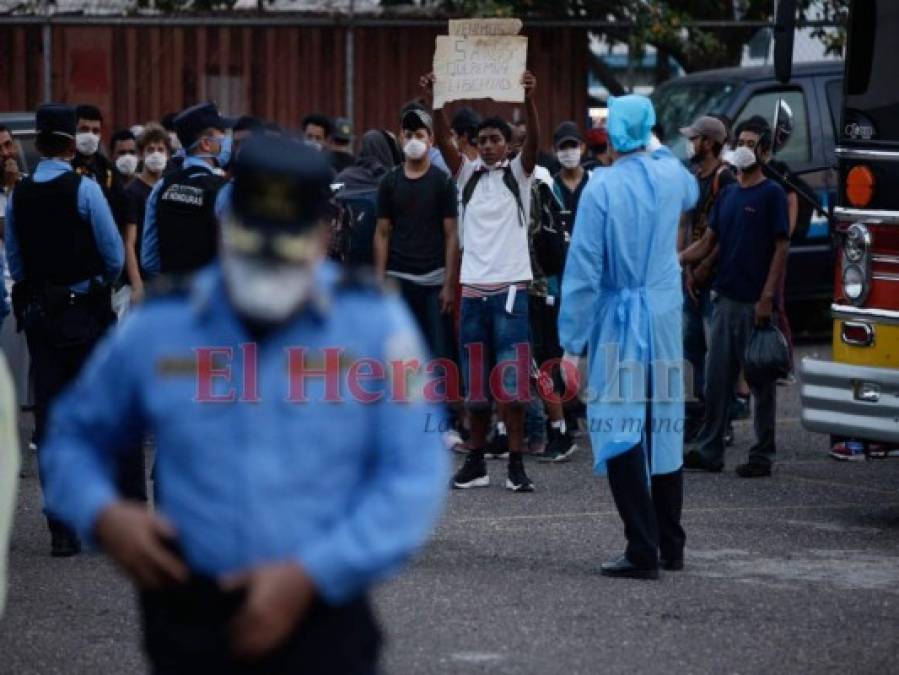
[559,148,698,476]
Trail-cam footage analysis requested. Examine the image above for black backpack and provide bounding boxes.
[530,179,570,277]
[461,165,526,228]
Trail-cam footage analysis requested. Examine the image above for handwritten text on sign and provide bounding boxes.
[432,35,528,108]
[448,18,523,37]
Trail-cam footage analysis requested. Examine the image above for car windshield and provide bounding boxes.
[651,80,737,159]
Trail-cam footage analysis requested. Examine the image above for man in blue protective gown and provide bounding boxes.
[40,136,448,673]
[559,95,698,579]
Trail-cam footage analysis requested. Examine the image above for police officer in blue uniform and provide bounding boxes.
[141,102,231,279]
[4,103,124,557]
[40,136,447,673]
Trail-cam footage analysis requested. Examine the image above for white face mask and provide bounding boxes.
[115,154,138,176]
[684,142,696,161]
[730,146,759,171]
[144,151,167,174]
[403,138,428,161]
[76,132,100,156]
[222,253,317,323]
[556,148,582,169]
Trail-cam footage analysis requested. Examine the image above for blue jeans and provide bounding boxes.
[683,285,713,415]
[460,289,531,408]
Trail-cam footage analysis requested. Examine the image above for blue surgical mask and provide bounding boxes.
[216,134,233,168]
[194,134,232,168]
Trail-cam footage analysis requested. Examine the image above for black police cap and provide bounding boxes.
[36,103,76,139]
[174,102,230,150]
[232,136,336,235]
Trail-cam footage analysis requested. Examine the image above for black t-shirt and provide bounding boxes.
[74,152,128,231]
[688,163,736,245]
[552,171,590,227]
[124,177,154,267]
[377,165,458,276]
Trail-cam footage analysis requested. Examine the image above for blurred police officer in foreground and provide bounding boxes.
[4,104,124,557]
[141,102,231,279]
[41,136,447,673]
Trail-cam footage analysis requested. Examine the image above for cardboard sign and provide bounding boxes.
[432,34,528,108]
[448,18,523,37]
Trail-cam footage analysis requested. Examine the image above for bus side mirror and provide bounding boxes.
[772,98,794,155]
[774,0,797,84]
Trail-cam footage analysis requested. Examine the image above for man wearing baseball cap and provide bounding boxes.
[677,115,736,441]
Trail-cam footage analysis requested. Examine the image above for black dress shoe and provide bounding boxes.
[661,558,684,571]
[683,449,723,473]
[50,531,81,558]
[600,556,659,580]
[735,462,772,478]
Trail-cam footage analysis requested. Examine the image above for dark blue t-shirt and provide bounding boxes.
[710,178,789,303]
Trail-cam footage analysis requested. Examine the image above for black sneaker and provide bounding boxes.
[506,457,535,492]
[452,453,489,489]
[537,427,578,463]
[484,432,509,459]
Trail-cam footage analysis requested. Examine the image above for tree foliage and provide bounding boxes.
[436,0,849,72]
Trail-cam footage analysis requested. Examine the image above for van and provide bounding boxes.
[652,61,844,303]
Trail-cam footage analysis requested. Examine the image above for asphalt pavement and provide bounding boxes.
[2,341,898,675]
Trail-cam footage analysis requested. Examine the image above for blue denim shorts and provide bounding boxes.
[459,288,531,407]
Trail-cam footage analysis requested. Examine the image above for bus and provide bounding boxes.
[796,0,899,452]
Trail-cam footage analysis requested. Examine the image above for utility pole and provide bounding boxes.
[345,0,356,126]
[41,0,53,103]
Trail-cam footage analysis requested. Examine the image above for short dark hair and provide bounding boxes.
[234,115,264,133]
[0,125,10,137]
[734,115,772,152]
[477,116,512,143]
[451,107,481,144]
[302,113,333,137]
[110,129,135,150]
[36,131,73,158]
[75,104,102,123]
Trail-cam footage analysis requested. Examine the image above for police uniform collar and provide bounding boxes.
[192,262,335,325]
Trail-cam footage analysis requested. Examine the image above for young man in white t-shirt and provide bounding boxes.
[422,71,539,493]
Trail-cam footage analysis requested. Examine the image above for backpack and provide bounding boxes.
[530,180,569,277]
[332,187,379,266]
[460,165,526,228]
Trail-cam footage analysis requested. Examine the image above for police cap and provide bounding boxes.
[174,102,231,150]
[36,103,77,140]
[232,135,335,235]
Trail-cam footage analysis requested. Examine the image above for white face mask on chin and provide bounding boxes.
[222,253,318,324]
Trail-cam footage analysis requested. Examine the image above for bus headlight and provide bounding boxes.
[844,223,871,263]
[842,264,866,303]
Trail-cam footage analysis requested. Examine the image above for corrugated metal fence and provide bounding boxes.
[0,18,588,149]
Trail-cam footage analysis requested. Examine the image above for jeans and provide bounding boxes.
[695,295,778,467]
[459,289,530,408]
